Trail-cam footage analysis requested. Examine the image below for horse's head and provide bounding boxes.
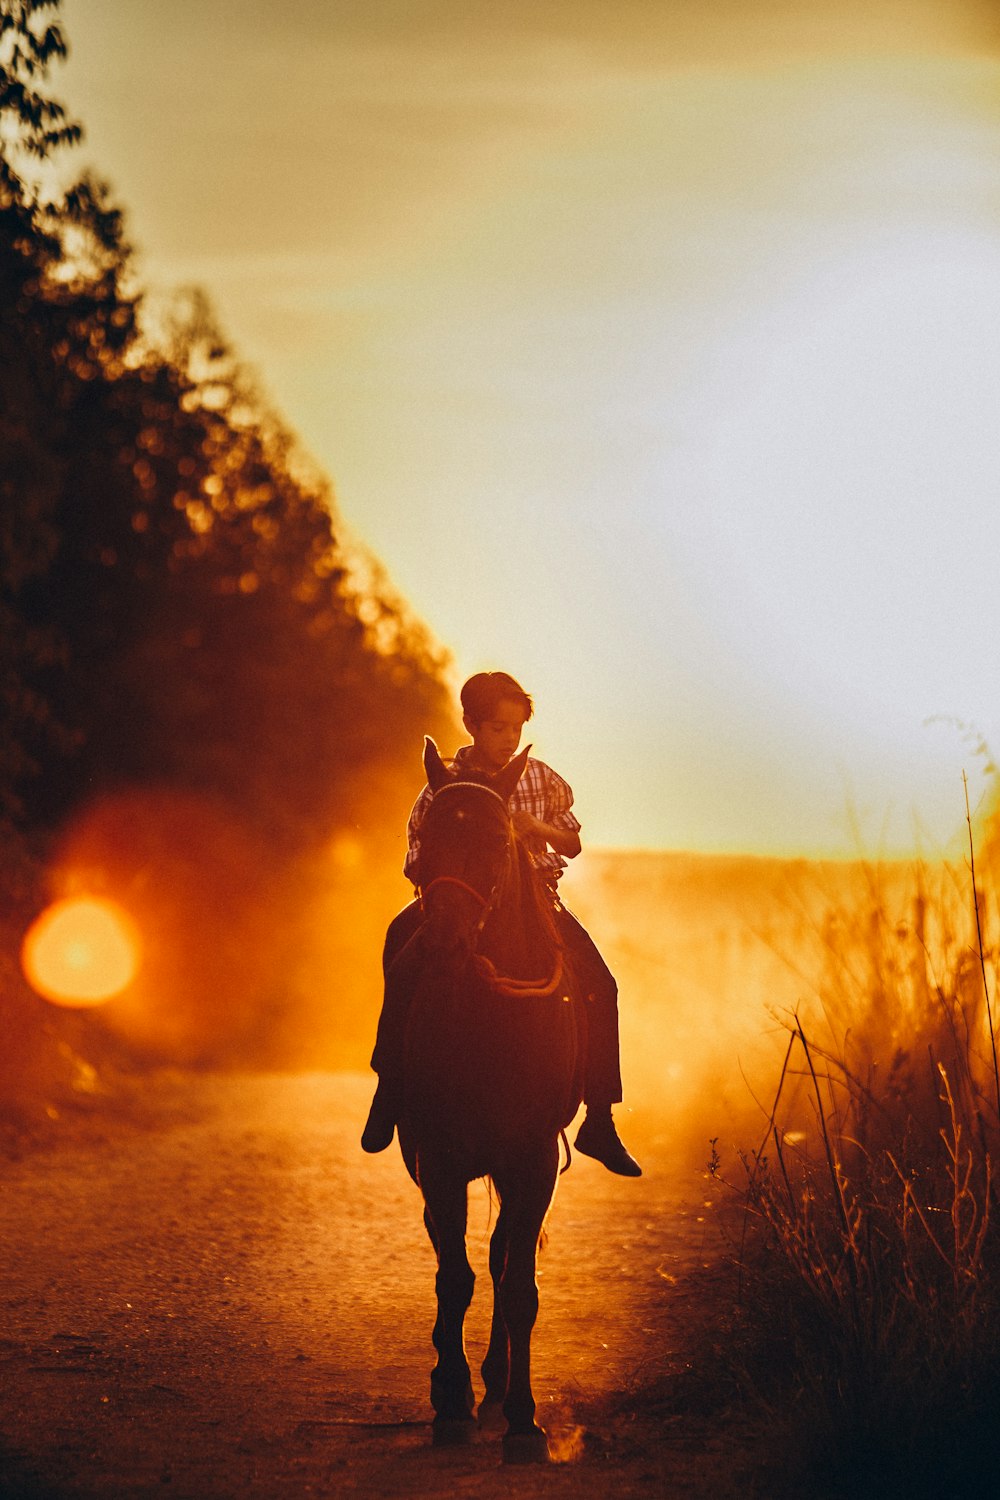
[417,738,529,957]
[423,737,530,803]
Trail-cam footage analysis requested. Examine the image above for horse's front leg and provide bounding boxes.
[478,1204,510,1435]
[493,1138,560,1464]
[419,1161,476,1445]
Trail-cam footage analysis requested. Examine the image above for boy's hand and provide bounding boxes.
[511,810,581,860]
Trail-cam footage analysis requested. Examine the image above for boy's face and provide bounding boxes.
[465,697,528,774]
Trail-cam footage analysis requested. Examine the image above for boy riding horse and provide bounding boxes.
[362,670,641,1178]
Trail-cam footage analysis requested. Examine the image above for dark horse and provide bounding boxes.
[394,738,584,1463]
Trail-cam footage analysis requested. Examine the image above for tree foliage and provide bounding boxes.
[1,0,457,855]
[0,0,463,1090]
[0,0,80,177]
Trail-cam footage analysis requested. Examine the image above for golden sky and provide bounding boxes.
[58,0,1000,855]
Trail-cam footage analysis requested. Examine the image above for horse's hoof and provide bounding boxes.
[502,1426,549,1464]
[477,1399,508,1436]
[432,1417,478,1447]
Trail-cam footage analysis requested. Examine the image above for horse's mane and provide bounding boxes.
[478,826,562,991]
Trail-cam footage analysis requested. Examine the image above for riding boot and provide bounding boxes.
[574,1105,642,1177]
[361,1075,401,1153]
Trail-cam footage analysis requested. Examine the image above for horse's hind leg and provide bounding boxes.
[478,1205,510,1435]
[421,1166,476,1445]
[494,1140,560,1464]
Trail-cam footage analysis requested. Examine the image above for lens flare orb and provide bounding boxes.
[21,896,141,1007]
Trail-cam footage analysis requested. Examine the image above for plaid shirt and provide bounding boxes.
[403,745,582,888]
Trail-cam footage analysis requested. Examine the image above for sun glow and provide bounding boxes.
[52,9,1000,856]
[21,896,142,1008]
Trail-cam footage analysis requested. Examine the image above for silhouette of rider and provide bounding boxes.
[361,671,641,1177]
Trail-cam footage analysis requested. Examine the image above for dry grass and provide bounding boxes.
[719,809,1000,1497]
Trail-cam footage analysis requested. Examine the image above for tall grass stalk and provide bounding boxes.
[965,770,1000,1123]
[728,830,1000,1497]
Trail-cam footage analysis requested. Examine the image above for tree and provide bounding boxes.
[2,0,456,849]
[1,0,460,1077]
[0,0,80,184]
[1,0,86,826]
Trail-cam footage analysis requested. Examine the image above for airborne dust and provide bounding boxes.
[29,774,979,1178]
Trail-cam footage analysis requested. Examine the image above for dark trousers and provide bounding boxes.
[370,899,623,1108]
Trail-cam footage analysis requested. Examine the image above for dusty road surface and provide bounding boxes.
[0,1073,759,1497]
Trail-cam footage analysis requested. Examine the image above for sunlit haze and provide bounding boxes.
[57,0,1000,855]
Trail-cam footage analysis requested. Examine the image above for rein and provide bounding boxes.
[473,949,564,999]
[419,875,489,910]
[419,857,564,1001]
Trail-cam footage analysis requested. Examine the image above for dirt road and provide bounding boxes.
[0,1073,756,1497]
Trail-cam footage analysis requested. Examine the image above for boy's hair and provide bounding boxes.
[460,671,534,724]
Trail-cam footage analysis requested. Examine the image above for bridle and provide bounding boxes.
[420,875,492,912]
[418,785,564,1000]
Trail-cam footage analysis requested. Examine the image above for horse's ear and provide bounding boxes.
[423,736,450,793]
[493,744,531,803]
